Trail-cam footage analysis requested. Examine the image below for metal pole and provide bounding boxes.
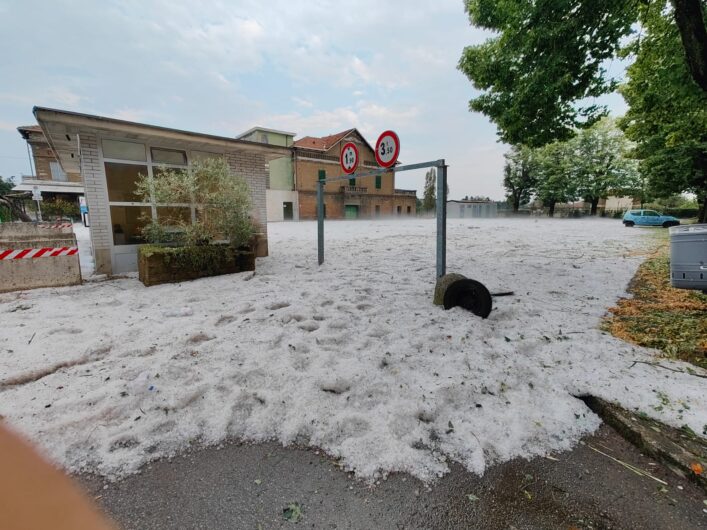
[317,180,324,265]
[436,162,447,278]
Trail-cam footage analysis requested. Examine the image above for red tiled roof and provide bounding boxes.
[293,129,355,151]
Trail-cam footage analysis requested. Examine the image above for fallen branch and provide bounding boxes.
[587,444,668,485]
[629,360,707,379]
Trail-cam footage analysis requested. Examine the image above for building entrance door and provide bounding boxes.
[344,205,359,219]
[283,202,293,220]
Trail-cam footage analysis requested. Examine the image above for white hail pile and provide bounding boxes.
[1,218,705,481]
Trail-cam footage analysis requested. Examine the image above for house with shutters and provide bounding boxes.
[292,129,417,220]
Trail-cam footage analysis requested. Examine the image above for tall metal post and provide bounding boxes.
[436,162,447,278]
[317,180,324,265]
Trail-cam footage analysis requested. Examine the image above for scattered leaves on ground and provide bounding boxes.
[603,236,707,369]
[283,502,302,523]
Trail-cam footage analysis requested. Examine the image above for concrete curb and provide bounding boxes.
[580,395,706,492]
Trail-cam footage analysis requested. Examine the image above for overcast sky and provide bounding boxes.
[0,0,627,200]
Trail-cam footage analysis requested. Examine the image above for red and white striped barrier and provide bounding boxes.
[38,223,73,229]
[0,247,79,260]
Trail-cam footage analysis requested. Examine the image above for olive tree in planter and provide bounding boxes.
[135,157,256,286]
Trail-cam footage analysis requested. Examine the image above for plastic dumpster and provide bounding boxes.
[669,224,707,292]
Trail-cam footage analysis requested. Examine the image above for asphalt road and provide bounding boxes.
[79,425,706,530]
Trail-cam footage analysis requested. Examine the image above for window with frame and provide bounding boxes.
[103,140,194,246]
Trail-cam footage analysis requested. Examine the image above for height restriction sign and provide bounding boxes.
[375,130,400,168]
[340,142,359,174]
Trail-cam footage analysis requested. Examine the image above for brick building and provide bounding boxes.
[14,125,84,203]
[32,107,290,275]
[293,129,417,220]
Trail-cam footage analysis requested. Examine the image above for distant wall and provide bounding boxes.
[266,190,299,222]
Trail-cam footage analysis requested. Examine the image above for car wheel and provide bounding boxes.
[662,221,678,228]
[624,221,634,227]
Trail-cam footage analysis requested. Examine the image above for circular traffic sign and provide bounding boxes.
[375,130,400,168]
[340,142,359,174]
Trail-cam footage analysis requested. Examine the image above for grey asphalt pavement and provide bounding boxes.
[79,425,706,530]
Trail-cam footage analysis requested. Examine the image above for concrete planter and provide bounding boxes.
[138,244,255,287]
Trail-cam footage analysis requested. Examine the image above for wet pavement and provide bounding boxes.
[80,425,706,530]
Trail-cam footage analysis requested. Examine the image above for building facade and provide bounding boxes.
[293,129,417,220]
[237,127,299,222]
[33,107,290,275]
[447,200,498,219]
[15,125,85,203]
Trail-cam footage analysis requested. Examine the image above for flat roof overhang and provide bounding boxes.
[14,179,84,194]
[33,107,292,177]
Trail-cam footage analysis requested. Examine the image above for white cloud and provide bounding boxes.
[0,0,516,198]
[292,97,313,108]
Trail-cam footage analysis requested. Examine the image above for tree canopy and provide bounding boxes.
[502,119,641,216]
[619,2,707,220]
[459,0,637,147]
[458,0,706,148]
[572,118,641,213]
[502,145,536,212]
[0,176,14,195]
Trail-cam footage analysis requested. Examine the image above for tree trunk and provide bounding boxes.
[699,195,707,224]
[671,0,707,92]
[0,196,32,222]
[590,197,599,216]
[547,200,556,217]
[512,195,520,213]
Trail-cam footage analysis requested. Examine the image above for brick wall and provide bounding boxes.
[298,191,417,220]
[295,158,395,194]
[78,131,112,274]
[224,150,269,256]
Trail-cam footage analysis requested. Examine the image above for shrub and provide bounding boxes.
[135,158,254,248]
[40,198,79,219]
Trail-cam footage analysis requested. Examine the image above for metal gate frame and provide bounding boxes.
[317,159,448,279]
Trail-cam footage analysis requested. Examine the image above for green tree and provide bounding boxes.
[458,0,706,148]
[619,2,707,222]
[503,145,536,212]
[535,141,577,217]
[422,168,436,212]
[0,176,14,195]
[135,157,254,247]
[572,118,642,215]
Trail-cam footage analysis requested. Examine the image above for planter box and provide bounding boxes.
[138,244,255,287]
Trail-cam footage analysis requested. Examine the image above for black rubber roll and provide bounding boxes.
[442,278,493,318]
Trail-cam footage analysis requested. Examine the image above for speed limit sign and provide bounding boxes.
[340,142,359,174]
[375,130,400,168]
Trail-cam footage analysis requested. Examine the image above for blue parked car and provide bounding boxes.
[622,209,680,228]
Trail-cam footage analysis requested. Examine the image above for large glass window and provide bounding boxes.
[105,162,148,202]
[110,206,151,245]
[102,139,146,161]
[151,147,187,165]
[104,141,224,248]
[157,206,192,226]
[191,150,223,163]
